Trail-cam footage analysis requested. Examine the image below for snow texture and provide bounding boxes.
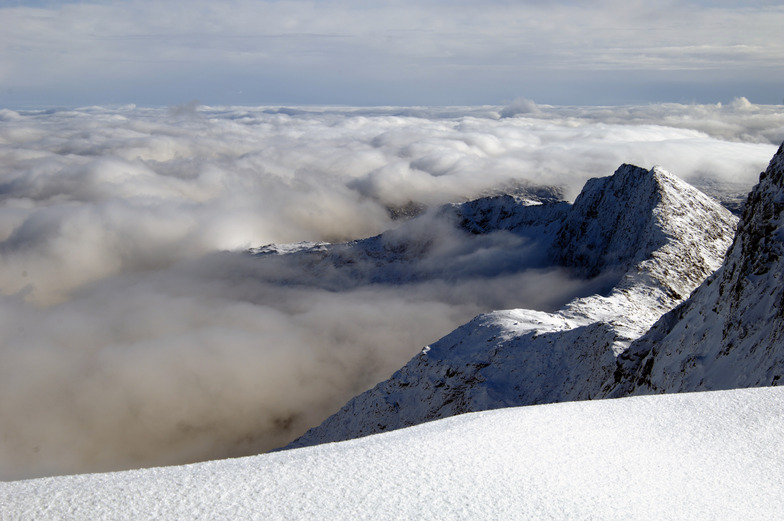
[286,163,737,448]
[2,387,782,521]
[612,142,784,394]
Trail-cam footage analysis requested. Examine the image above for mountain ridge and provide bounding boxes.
[283,162,738,449]
[247,190,570,292]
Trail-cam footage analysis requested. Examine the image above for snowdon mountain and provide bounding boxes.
[284,163,738,449]
[610,142,784,395]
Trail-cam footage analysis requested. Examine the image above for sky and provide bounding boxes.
[1,0,784,108]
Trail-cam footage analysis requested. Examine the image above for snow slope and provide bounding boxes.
[3,387,782,521]
[286,164,737,448]
[611,142,784,394]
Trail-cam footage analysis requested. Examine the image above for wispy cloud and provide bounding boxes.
[1,1,783,105]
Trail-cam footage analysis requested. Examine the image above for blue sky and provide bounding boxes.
[1,0,783,108]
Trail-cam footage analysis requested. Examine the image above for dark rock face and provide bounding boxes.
[552,164,666,278]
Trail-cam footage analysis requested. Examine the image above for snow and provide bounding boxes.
[248,241,329,256]
[2,387,782,520]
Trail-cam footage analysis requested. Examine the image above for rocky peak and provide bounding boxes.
[552,164,664,277]
[554,165,733,290]
[448,194,569,238]
[610,142,784,395]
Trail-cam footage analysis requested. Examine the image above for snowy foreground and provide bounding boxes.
[3,387,782,521]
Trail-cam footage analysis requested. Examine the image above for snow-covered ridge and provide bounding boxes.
[4,387,782,521]
[611,142,784,394]
[285,163,737,449]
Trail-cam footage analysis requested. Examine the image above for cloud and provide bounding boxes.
[500,99,541,118]
[0,102,781,479]
[1,1,783,105]
[0,231,608,479]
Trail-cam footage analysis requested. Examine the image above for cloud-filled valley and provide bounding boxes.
[0,100,781,479]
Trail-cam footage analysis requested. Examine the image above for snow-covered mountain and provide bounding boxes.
[610,142,784,395]
[4,387,783,521]
[285,163,738,449]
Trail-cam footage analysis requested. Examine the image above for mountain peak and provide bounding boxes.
[553,164,733,299]
[552,164,662,277]
[611,141,784,395]
[762,142,784,187]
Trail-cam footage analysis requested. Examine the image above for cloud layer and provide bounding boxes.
[0,101,781,479]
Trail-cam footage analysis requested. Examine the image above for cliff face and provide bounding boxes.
[284,164,737,450]
[611,143,784,395]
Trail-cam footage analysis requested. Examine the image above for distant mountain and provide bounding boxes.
[284,163,737,449]
[610,143,784,395]
[247,190,570,291]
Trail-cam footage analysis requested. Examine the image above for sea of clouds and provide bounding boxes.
[0,99,781,479]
